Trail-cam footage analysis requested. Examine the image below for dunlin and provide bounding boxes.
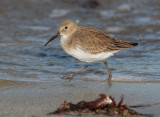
[44,19,138,82]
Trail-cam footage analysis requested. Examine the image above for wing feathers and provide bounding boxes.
[70,26,137,54]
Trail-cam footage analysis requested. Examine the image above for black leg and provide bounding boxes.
[62,63,88,81]
[103,60,112,82]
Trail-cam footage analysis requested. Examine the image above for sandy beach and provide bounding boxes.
[0,79,160,117]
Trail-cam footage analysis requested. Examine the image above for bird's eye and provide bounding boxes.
[64,26,68,29]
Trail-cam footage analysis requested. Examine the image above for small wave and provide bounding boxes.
[80,77,160,83]
[49,9,71,18]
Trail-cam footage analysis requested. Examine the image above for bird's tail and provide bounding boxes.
[130,42,138,46]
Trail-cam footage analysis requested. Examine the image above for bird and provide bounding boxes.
[44,19,138,83]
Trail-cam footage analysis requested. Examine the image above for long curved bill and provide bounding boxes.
[44,32,60,46]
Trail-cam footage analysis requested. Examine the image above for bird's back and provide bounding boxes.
[69,26,138,54]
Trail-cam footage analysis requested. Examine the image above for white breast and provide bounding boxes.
[67,47,118,62]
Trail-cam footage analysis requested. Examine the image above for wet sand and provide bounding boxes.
[0,79,33,88]
[0,79,160,117]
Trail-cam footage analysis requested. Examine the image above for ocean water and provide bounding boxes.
[0,0,160,83]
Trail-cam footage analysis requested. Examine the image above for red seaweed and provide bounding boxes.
[48,94,153,117]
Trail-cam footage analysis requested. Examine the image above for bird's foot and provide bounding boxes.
[107,73,112,86]
[108,73,112,81]
[61,73,75,81]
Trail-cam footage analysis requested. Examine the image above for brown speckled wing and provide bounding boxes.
[70,26,134,54]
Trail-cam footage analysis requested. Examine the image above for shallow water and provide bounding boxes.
[0,0,160,83]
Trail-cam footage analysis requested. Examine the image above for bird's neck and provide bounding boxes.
[60,34,71,51]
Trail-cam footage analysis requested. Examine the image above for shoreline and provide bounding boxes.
[0,79,160,117]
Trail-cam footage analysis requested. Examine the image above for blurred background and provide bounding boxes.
[0,0,160,83]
